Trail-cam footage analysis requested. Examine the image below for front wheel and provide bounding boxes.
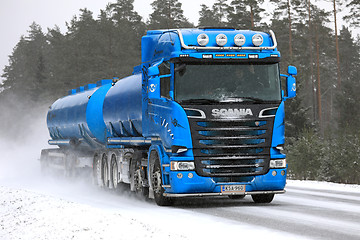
[251,193,274,203]
[151,152,172,206]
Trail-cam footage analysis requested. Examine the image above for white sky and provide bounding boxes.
[0,0,357,83]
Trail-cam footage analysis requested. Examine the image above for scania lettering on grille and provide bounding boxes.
[211,108,253,118]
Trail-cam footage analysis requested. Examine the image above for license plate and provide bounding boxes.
[221,185,245,193]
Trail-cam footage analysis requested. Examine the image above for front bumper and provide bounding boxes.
[163,168,287,197]
[164,190,285,197]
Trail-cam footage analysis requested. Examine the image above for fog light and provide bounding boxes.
[177,173,183,179]
[281,170,286,176]
[270,159,286,168]
[272,170,277,176]
[188,173,193,179]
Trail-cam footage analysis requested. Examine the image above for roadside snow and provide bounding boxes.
[287,180,360,193]
[0,185,186,240]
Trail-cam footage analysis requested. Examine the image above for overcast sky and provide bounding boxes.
[0,0,356,83]
[0,0,219,81]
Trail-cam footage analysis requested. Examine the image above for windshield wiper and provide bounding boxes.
[179,98,220,104]
[220,97,268,103]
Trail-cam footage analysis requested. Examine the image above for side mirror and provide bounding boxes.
[282,66,297,101]
[287,65,297,76]
[286,75,296,99]
[147,65,160,99]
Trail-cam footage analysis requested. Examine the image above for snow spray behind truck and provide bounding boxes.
[41,28,297,206]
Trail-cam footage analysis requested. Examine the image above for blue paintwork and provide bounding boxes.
[103,74,143,138]
[46,28,296,196]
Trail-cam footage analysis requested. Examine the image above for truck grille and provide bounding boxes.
[185,105,276,177]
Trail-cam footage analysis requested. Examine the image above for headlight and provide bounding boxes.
[252,34,263,46]
[197,34,209,46]
[216,34,227,46]
[270,159,286,168]
[234,34,246,46]
[171,161,195,171]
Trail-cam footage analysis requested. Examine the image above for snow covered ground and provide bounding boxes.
[1,120,359,240]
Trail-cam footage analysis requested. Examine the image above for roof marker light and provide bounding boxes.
[197,34,209,46]
[234,34,246,46]
[216,34,227,46]
[252,34,263,46]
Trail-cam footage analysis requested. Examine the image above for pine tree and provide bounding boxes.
[198,4,221,27]
[148,0,193,29]
[240,0,265,29]
[343,0,360,27]
[227,0,250,29]
[212,0,230,25]
[336,27,360,129]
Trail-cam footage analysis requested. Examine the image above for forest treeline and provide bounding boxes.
[1,0,359,184]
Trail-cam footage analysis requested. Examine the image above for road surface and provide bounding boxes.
[172,182,360,240]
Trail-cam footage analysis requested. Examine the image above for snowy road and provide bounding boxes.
[1,133,360,240]
[172,182,360,240]
[1,173,359,240]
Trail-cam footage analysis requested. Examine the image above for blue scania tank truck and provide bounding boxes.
[40,28,297,206]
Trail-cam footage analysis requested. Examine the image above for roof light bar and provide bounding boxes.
[176,29,277,50]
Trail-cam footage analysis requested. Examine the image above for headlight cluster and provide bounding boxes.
[197,33,264,47]
[270,159,286,168]
[170,161,195,171]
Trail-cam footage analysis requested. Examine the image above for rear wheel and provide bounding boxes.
[251,193,274,203]
[101,153,109,188]
[151,152,172,206]
[111,155,119,190]
[93,154,102,186]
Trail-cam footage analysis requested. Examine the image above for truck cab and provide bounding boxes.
[137,28,297,205]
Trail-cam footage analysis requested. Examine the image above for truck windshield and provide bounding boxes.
[174,63,281,104]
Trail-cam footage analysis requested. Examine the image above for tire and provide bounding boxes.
[102,153,109,188]
[111,155,119,190]
[93,154,102,186]
[228,195,246,200]
[251,193,274,203]
[150,151,172,206]
[130,152,149,198]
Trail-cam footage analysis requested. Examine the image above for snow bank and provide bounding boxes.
[0,185,186,240]
[287,180,360,193]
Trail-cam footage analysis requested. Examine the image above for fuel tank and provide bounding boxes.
[47,74,143,147]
